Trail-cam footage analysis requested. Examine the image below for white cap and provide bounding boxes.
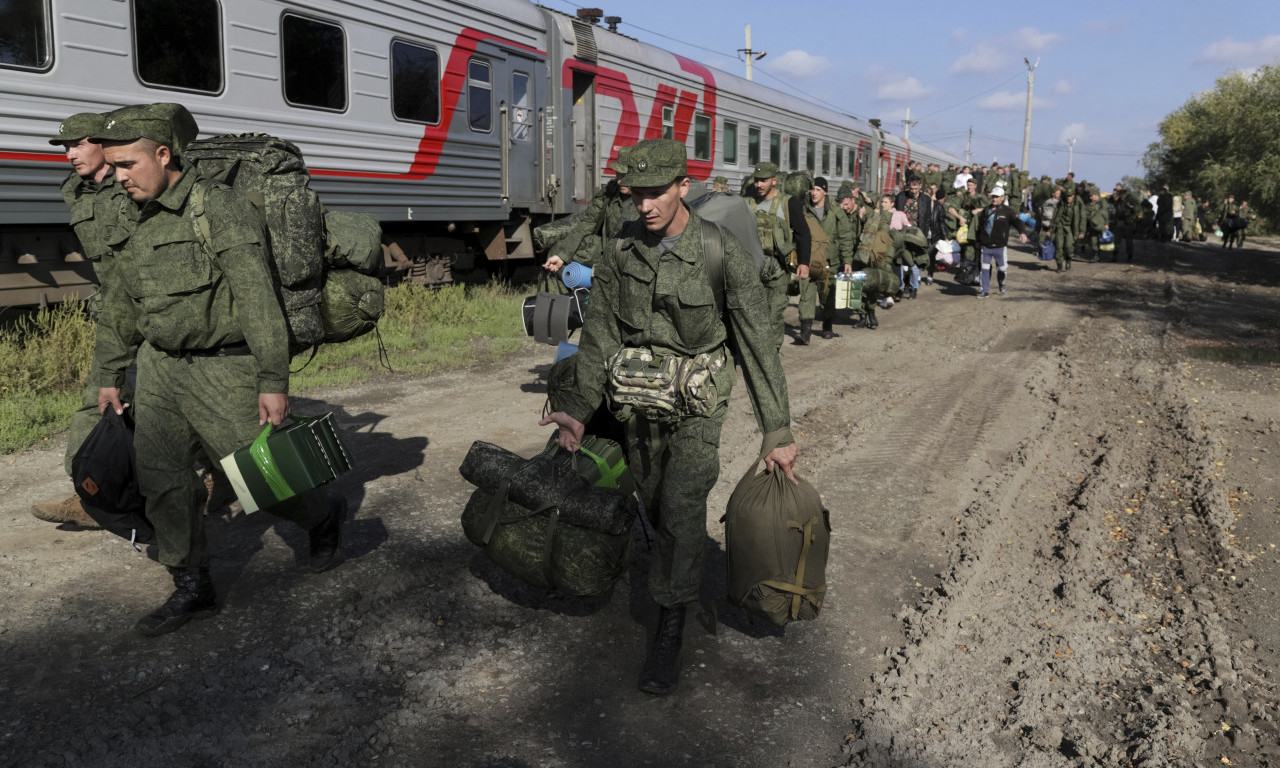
[991,185,1007,197]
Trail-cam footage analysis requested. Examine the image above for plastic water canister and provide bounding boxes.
[851,271,868,283]
[561,262,593,289]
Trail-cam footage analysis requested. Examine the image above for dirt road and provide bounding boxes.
[3,237,1279,768]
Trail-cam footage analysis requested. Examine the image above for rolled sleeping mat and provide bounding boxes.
[560,261,593,289]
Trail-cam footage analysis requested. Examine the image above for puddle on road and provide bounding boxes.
[1185,345,1280,364]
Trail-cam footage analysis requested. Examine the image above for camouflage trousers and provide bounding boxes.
[796,275,834,323]
[134,342,330,568]
[762,259,789,348]
[623,408,727,608]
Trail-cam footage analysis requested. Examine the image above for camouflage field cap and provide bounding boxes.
[608,144,634,175]
[751,161,779,180]
[49,112,107,145]
[713,175,728,185]
[91,103,200,157]
[619,138,686,188]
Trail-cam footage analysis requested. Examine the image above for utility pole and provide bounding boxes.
[1021,57,1038,171]
[738,25,766,81]
[1066,137,1077,174]
[901,106,918,140]
[965,126,972,164]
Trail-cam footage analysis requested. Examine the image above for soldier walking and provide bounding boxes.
[540,138,798,695]
[90,104,347,636]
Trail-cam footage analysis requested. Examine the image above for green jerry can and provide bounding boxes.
[220,413,352,513]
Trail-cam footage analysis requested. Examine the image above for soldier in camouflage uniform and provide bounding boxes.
[29,112,137,528]
[747,162,809,348]
[534,147,636,272]
[805,177,853,339]
[90,104,346,637]
[540,138,798,695]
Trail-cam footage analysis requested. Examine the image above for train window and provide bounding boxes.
[0,0,51,71]
[391,40,440,125]
[511,72,531,141]
[821,143,830,175]
[769,131,780,166]
[693,114,710,161]
[135,0,222,93]
[787,136,798,171]
[747,126,760,165]
[467,58,491,132]
[282,14,346,111]
[662,105,674,140]
[806,140,815,173]
[723,120,738,165]
[836,147,843,177]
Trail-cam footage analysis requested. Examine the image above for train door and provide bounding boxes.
[571,71,595,203]
[501,53,541,206]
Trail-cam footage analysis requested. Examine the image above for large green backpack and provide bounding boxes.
[185,134,384,357]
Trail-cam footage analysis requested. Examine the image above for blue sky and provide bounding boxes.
[543,0,1280,187]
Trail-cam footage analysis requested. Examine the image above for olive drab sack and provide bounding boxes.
[721,438,831,625]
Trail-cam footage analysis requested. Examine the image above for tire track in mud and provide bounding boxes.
[837,262,1280,767]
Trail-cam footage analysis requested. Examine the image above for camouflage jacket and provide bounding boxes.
[60,169,136,284]
[810,201,855,268]
[557,206,793,449]
[533,183,634,268]
[93,168,291,394]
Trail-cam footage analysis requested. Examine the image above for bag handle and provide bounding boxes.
[734,429,790,488]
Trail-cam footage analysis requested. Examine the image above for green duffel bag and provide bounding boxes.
[460,487,633,595]
[459,440,637,596]
[722,435,830,625]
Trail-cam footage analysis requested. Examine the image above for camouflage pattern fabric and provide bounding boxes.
[323,210,383,274]
[184,133,326,355]
[132,344,330,567]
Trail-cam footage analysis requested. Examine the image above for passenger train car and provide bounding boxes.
[0,0,958,306]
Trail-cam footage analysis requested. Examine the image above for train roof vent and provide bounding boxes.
[571,18,598,62]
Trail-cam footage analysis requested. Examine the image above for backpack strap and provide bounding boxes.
[699,219,726,316]
[188,179,214,252]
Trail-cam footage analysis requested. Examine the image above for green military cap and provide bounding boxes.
[713,175,728,185]
[90,102,200,157]
[609,144,634,175]
[751,161,779,180]
[49,112,107,145]
[618,138,686,188]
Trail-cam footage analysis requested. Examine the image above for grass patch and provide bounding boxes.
[0,281,528,453]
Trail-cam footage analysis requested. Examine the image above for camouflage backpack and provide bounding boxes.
[750,193,794,265]
[185,134,384,357]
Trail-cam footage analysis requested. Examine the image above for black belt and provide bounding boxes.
[166,342,252,362]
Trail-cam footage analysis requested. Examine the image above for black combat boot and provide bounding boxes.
[818,320,840,340]
[638,605,687,695]
[866,306,878,329]
[136,566,218,637]
[792,320,811,345]
[308,492,348,573]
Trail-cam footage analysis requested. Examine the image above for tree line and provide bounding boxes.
[1144,64,1279,233]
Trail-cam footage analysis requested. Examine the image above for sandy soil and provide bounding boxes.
[2,235,1279,768]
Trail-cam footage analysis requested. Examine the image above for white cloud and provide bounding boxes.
[1197,35,1280,68]
[952,27,1064,75]
[768,49,831,78]
[1010,27,1064,52]
[952,42,1008,75]
[978,91,1046,111]
[950,27,968,44]
[1058,123,1086,145]
[877,76,935,102]
[1052,80,1072,96]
